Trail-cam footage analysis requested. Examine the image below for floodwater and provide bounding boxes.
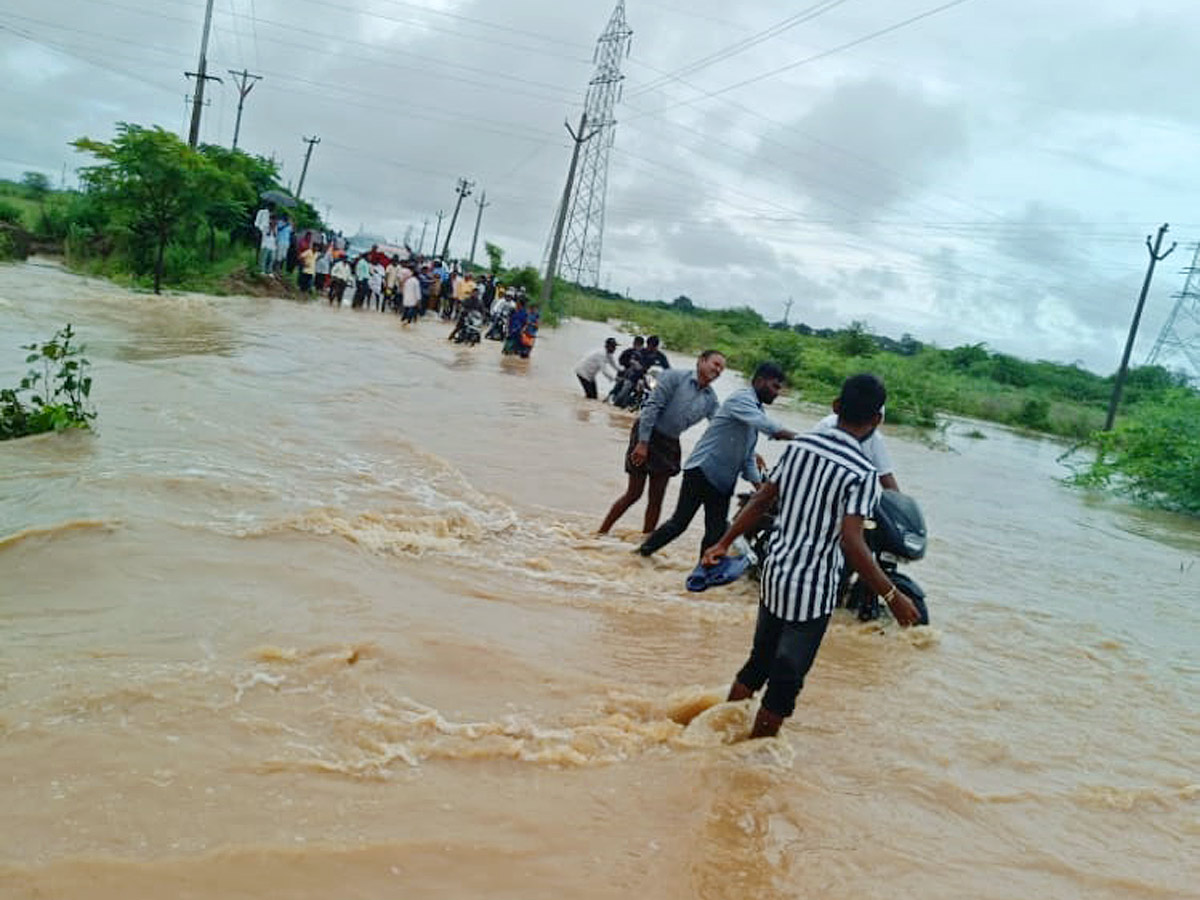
[0,260,1196,899]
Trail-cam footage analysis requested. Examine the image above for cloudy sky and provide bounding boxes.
[3,0,1200,373]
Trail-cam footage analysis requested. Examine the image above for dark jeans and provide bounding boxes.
[736,606,830,718]
[638,467,730,557]
[578,375,598,399]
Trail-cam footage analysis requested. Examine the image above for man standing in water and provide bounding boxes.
[636,362,796,559]
[598,350,726,537]
[702,374,921,739]
[575,338,620,399]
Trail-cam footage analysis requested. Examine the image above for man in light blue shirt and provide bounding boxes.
[637,362,796,558]
[598,350,726,537]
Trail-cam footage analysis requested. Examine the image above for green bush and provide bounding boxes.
[1014,397,1051,429]
[1075,391,1200,514]
[0,199,22,225]
[0,325,97,441]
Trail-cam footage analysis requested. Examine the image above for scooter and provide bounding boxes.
[737,488,930,625]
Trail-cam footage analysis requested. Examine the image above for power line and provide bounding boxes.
[626,0,980,123]
[628,0,852,98]
[1,7,580,110]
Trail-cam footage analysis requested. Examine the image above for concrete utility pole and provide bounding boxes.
[417,218,429,255]
[440,178,474,261]
[783,296,794,326]
[185,0,221,148]
[468,191,491,268]
[542,112,598,309]
[1105,223,1177,431]
[228,69,262,150]
[296,135,320,201]
[431,211,445,258]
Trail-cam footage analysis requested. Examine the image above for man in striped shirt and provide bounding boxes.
[702,374,921,739]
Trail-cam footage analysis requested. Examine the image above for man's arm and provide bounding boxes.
[841,515,920,627]
[701,481,779,566]
[726,391,796,440]
[879,473,900,492]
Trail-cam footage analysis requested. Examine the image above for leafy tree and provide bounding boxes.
[947,342,990,370]
[21,171,51,198]
[504,265,542,297]
[834,320,876,357]
[73,124,223,293]
[1077,389,1200,514]
[485,241,504,273]
[672,294,695,312]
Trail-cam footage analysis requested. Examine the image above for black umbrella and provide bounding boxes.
[260,189,297,208]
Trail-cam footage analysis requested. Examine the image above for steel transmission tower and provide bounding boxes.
[557,1,632,288]
[1146,242,1200,380]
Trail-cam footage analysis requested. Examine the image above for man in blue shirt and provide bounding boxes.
[598,350,725,536]
[637,362,796,559]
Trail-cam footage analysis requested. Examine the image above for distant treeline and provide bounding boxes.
[549,284,1199,516]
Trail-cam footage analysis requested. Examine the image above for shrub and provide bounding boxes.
[0,325,97,441]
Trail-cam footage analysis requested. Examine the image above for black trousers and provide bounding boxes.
[578,375,598,399]
[638,467,730,557]
[736,605,830,718]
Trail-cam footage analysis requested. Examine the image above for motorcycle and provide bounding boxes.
[736,488,930,625]
[451,310,485,346]
[606,365,660,412]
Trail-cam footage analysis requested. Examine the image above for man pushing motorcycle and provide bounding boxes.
[701,373,921,739]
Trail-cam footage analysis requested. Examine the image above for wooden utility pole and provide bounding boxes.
[228,69,262,150]
[296,135,320,201]
[432,211,445,258]
[185,0,221,148]
[1105,223,1176,431]
[541,113,597,309]
[468,191,491,268]
[440,178,474,261]
[417,218,429,255]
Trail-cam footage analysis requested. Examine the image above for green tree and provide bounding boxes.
[1077,389,1200,514]
[21,171,51,199]
[834,320,876,357]
[672,294,695,312]
[73,124,222,293]
[485,241,504,273]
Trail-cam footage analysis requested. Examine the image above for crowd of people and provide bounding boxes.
[254,206,541,356]
[260,201,919,744]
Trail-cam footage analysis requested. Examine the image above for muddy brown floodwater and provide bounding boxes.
[1,260,1197,899]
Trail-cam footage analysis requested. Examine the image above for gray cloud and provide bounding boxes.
[750,76,970,226]
[3,0,1200,372]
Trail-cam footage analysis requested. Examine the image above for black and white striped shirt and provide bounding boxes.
[761,428,881,622]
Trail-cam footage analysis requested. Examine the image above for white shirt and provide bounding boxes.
[814,413,893,477]
[575,348,619,382]
[402,270,422,307]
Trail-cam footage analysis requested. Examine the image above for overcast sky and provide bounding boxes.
[3,0,1200,373]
